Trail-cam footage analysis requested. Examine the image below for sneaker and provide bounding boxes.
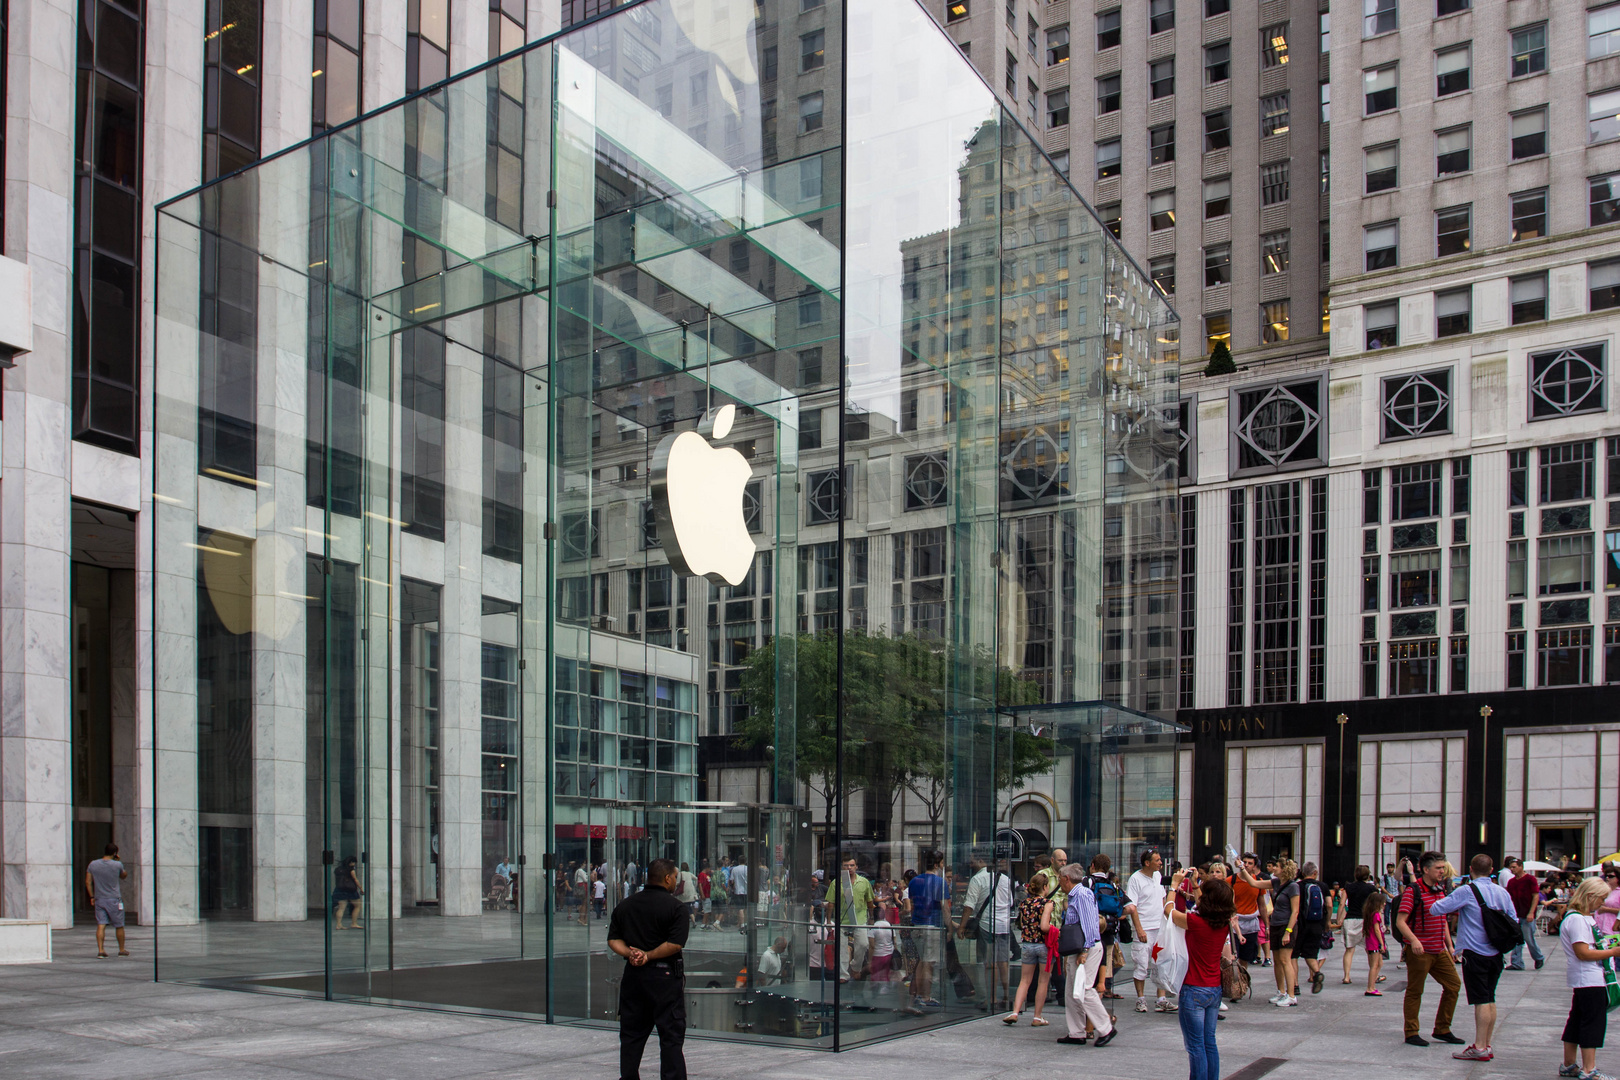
[1273,995,1296,1008]
[1157,999,1178,1013]
[1559,1065,1585,1077]
[1452,1046,1493,1061]
[1219,1002,1229,1013]
[1136,998,1149,1013]
[1431,1032,1467,1046]
[1268,993,1286,1005]
[1579,1071,1617,1080]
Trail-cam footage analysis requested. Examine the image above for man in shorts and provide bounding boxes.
[1293,862,1330,993]
[85,843,129,958]
[1432,854,1514,1061]
[906,850,951,1010]
[1126,849,1171,1012]
[1344,864,1380,983]
[1230,852,1273,966]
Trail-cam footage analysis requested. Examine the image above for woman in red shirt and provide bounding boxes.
[1166,870,1234,1080]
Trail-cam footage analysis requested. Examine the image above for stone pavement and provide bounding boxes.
[0,926,1587,1079]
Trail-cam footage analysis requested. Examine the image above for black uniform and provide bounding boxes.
[609,883,691,1080]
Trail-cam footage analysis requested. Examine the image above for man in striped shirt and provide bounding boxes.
[1396,850,1464,1049]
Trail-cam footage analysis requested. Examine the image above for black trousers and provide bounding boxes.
[619,963,686,1080]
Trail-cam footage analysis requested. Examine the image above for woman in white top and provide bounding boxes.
[1560,877,1620,1080]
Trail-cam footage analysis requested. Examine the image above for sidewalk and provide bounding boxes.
[0,926,1582,1079]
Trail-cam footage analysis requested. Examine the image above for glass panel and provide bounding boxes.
[153,0,1180,1049]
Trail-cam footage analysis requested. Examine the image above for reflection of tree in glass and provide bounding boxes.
[737,631,1048,851]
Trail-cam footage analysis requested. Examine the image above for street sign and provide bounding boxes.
[1381,835,1394,843]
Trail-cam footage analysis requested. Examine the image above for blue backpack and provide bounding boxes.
[1303,881,1325,922]
[1093,878,1124,920]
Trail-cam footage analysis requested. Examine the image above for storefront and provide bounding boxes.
[150,0,1179,1047]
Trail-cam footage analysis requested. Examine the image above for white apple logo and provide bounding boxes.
[651,403,756,586]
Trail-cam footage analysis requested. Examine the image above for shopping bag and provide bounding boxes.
[1595,923,1620,1011]
[1152,920,1189,996]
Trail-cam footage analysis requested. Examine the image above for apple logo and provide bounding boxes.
[650,403,756,586]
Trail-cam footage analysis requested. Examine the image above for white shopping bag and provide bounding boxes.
[1152,919,1188,996]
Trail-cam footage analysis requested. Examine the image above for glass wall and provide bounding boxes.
[152,0,1178,1048]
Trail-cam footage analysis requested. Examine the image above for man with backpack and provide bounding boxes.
[1293,863,1330,994]
[1091,853,1124,1000]
[1396,851,1464,1050]
[1430,854,1521,1062]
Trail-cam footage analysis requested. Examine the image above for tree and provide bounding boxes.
[1204,339,1236,376]
[736,630,1050,852]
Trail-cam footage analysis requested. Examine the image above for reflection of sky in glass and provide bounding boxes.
[845,0,995,418]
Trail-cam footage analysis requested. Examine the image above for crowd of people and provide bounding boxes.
[565,842,1620,1080]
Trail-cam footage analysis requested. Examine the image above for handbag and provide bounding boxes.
[1058,917,1088,956]
[1220,952,1251,1001]
[1467,882,1524,953]
[1593,921,1620,1012]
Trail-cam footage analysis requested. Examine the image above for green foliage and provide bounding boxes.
[736,630,1050,845]
[1204,339,1236,376]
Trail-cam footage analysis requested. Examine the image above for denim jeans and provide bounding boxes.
[1510,917,1545,967]
[1178,984,1222,1080]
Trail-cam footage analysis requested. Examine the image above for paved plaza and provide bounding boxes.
[0,925,1585,1079]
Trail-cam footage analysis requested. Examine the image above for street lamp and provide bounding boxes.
[1335,714,1348,847]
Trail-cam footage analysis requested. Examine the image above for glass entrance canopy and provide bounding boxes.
[152,0,1179,1048]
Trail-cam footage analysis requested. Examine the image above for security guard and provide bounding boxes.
[608,857,689,1080]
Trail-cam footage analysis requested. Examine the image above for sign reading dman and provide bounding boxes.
[1194,713,1273,739]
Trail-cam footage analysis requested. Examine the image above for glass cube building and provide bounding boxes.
[152,0,1181,1047]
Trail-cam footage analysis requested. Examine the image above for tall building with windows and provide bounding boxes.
[1170,0,1620,881]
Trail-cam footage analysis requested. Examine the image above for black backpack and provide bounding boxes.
[1467,882,1524,954]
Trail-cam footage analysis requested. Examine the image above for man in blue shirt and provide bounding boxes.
[1056,863,1117,1047]
[906,850,951,1009]
[1432,854,1516,1063]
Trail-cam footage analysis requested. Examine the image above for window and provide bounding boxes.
[798,91,824,133]
[1390,550,1441,608]
[1542,442,1597,504]
[1511,450,1529,508]
[1204,244,1231,286]
[1150,0,1175,33]
[1435,287,1471,337]
[1261,93,1291,136]
[1392,462,1442,519]
[1365,65,1397,114]
[1098,202,1121,238]
[1231,377,1323,471]
[1451,546,1471,602]
[1261,300,1290,343]
[1097,9,1121,50]
[1436,45,1470,96]
[1542,531,1594,592]
[1364,0,1397,37]
[1437,0,1468,14]
[1205,312,1231,352]
[1511,23,1546,77]
[946,0,968,20]
[1096,74,1120,114]
[1509,539,1528,597]
[1540,627,1593,686]
[1608,529,1620,588]
[1051,150,1070,175]
[1208,0,1230,13]
[1362,643,1380,697]
[1436,126,1471,175]
[1382,370,1452,439]
[800,30,824,72]
[1591,89,1620,144]
[1047,89,1070,127]
[1262,23,1290,67]
[1320,150,1331,195]
[1204,109,1232,150]
[1047,26,1069,65]
[1593,261,1620,310]
[1320,80,1331,123]
[1453,457,1471,515]
[1513,188,1548,241]
[1507,631,1526,688]
[1364,221,1398,270]
[1028,13,1039,55]
[1512,274,1548,325]
[798,291,822,325]
[1096,140,1121,178]
[1205,178,1231,218]
[1261,231,1290,275]
[1389,640,1440,696]
[1320,10,1331,53]
[1532,344,1607,420]
[1364,471,1383,525]
[1364,556,1381,610]
[1365,144,1398,193]
[1365,302,1398,350]
[1594,174,1620,227]
[1150,256,1176,296]
[1436,205,1471,257]
[797,347,823,387]
[1261,161,1290,205]
[1593,5,1620,60]
[1320,219,1331,263]
[313,0,362,130]
[799,408,822,451]
[1206,42,1231,83]
[1006,50,1018,96]
[1151,58,1175,98]
[1511,108,1547,159]
[1150,190,1176,231]
[1150,124,1175,163]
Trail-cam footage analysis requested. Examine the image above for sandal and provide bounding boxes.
[1003,1013,1020,1025]
[1031,1017,1049,1026]
[1341,978,1353,984]
[1365,990,1382,996]
[118,950,129,956]
[1377,975,1386,982]
[96,952,108,959]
